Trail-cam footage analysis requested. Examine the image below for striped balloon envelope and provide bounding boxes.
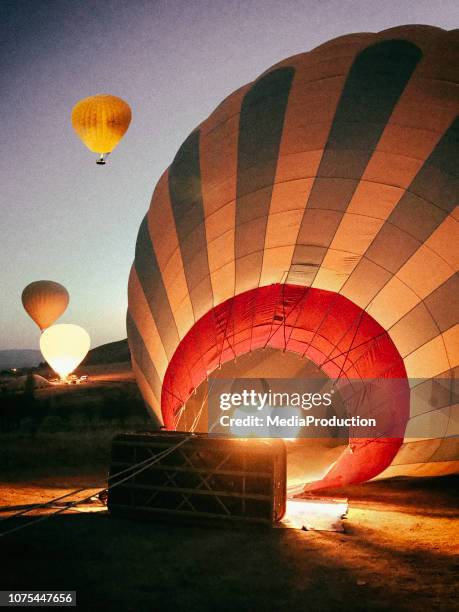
[128,25,458,491]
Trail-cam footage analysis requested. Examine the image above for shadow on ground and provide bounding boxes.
[2,477,458,612]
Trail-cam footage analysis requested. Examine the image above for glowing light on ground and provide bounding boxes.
[280,498,348,532]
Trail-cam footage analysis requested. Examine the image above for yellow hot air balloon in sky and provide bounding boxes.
[40,324,91,380]
[71,94,132,165]
[22,281,69,331]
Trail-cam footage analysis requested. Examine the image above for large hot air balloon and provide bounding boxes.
[127,25,459,492]
[71,94,132,165]
[40,324,91,380]
[21,281,69,331]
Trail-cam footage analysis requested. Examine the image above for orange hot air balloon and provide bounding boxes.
[71,94,132,165]
[21,281,69,331]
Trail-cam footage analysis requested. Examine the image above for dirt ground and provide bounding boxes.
[0,474,457,612]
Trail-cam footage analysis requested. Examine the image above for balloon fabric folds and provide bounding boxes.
[71,94,132,164]
[127,25,459,491]
[40,324,91,380]
[21,280,69,331]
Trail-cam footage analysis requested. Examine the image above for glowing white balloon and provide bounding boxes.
[40,324,91,380]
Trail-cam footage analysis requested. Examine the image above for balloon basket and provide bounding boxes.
[107,431,286,527]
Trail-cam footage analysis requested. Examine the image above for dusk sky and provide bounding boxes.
[1,0,457,351]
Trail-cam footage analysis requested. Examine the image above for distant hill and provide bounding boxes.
[83,338,130,366]
[0,340,131,371]
[0,349,42,370]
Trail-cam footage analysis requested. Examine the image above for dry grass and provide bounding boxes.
[0,473,457,611]
[0,430,122,480]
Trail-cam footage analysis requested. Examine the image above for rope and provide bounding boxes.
[300,293,341,359]
[0,435,192,539]
[330,309,366,393]
[0,436,193,525]
[0,486,94,524]
[283,286,312,351]
[190,377,217,432]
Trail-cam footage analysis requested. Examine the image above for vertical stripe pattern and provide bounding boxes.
[169,131,213,320]
[235,67,294,293]
[128,25,459,482]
